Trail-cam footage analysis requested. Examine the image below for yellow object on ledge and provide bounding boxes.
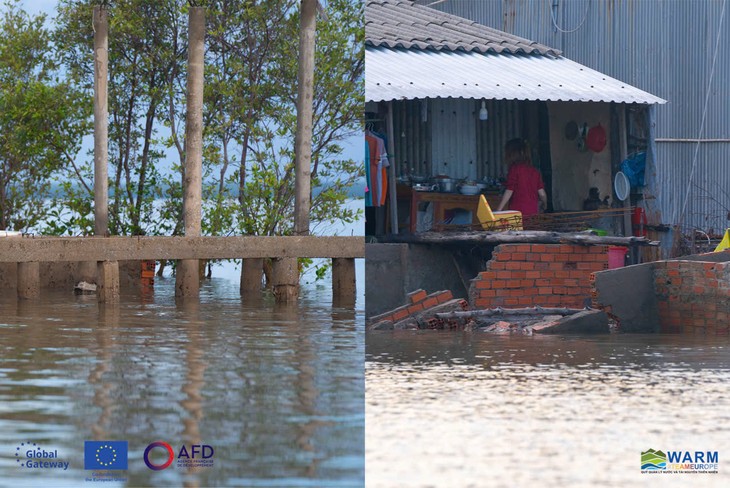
[715,229,730,252]
[477,195,523,231]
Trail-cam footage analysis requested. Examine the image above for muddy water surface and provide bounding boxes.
[0,278,364,487]
[366,331,730,488]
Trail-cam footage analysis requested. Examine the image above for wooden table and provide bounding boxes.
[408,191,502,232]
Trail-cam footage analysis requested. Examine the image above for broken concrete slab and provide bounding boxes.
[531,309,609,334]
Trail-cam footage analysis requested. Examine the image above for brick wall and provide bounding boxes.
[654,260,730,334]
[469,244,609,309]
[367,289,472,330]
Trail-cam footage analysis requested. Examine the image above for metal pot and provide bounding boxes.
[436,178,455,193]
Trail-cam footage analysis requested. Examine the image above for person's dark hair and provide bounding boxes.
[504,138,529,164]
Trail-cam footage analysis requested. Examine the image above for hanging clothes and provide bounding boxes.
[365,140,372,207]
[365,129,389,207]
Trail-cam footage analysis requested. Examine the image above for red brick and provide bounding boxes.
[512,253,527,261]
[540,253,556,262]
[693,286,706,294]
[517,296,534,306]
[703,262,717,271]
[510,271,527,279]
[422,297,439,309]
[476,280,492,289]
[520,279,535,288]
[532,244,547,253]
[513,244,532,253]
[392,309,409,322]
[538,287,553,295]
[519,262,534,271]
[495,288,511,297]
[504,298,519,306]
[549,263,565,270]
[505,262,521,270]
[478,271,496,280]
[408,304,424,314]
[408,289,428,304]
[496,271,512,279]
[526,271,541,279]
[505,280,521,289]
[496,252,512,261]
[437,291,453,303]
[475,298,492,308]
[480,290,497,298]
[525,253,541,261]
[509,289,524,297]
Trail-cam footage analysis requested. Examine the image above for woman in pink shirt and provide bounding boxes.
[496,138,547,217]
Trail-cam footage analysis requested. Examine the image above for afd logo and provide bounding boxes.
[144,441,215,470]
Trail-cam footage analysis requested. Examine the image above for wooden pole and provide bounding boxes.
[176,6,205,297]
[387,102,398,234]
[93,6,109,237]
[294,0,317,236]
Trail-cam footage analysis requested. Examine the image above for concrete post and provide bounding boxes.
[331,258,356,305]
[97,261,120,303]
[176,7,205,298]
[294,0,317,236]
[241,258,264,294]
[272,258,299,302]
[93,6,109,237]
[17,262,40,299]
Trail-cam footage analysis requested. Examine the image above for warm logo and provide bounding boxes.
[14,441,69,471]
[641,448,719,474]
[144,441,175,471]
[641,449,667,470]
[84,441,128,470]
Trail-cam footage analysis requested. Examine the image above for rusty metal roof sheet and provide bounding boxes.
[365,0,561,56]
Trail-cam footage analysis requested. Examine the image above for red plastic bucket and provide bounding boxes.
[608,246,628,269]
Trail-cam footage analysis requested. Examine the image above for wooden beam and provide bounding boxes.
[386,231,659,247]
[0,236,364,262]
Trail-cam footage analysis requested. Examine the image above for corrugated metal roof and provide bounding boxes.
[365,0,560,56]
[366,47,667,104]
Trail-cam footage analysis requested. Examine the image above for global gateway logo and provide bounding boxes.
[641,449,719,473]
[144,441,214,470]
[14,442,69,471]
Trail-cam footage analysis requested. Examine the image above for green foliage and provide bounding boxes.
[0,0,90,231]
[3,0,364,279]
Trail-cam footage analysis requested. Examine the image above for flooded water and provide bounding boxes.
[0,278,364,487]
[366,332,730,488]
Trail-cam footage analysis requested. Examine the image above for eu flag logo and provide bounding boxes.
[84,441,128,470]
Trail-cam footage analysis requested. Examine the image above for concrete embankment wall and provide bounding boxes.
[366,243,474,318]
[469,244,609,309]
[592,250,730,334]
[0,262,146,292]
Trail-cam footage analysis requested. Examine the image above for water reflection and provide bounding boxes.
[0,278,364,487]
[366,332,730,488]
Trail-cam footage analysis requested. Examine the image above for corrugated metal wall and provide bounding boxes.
[391,98,523,180]
[428,0,730,233]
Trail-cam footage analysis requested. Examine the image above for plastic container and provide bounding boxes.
[608,246,628,269]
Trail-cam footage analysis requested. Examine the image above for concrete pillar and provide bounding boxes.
[176,6,205,298]
[97,261,120,303]
[272,258,299,303]
[93,7,109,237]
[17,262,40,299]
[294,0,317,236]
[331,258,356,306]
[241,258,264,294]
